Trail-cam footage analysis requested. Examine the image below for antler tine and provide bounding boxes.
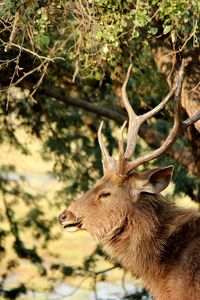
[121,64,140,160]
[121,64,136,117]
[125,59,185,173]
[98,121,111,172]
[122,64,180,161]
[140,86,177,123]
[118,120,127,174]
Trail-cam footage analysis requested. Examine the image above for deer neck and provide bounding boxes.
[103,212,164,278]
[101,194,197,280]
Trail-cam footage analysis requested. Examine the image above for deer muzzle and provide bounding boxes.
[58,209,82,232]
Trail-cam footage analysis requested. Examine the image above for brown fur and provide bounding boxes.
[59,169,200,300]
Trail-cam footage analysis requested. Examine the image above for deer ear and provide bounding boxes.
[142,165,174,194]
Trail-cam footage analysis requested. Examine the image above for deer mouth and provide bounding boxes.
[62,220,83,232]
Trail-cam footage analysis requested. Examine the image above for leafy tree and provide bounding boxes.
[0,0,200,299]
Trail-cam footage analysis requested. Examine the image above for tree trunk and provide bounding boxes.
[152,44,200,176]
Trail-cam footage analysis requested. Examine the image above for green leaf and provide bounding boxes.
[163,25,172,35]
[41,35,50,47]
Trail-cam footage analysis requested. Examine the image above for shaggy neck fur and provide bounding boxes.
[101,193,200,299]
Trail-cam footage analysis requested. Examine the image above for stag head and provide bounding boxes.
[58,63,184,241]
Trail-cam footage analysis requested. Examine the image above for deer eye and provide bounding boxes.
[98,192,111,200]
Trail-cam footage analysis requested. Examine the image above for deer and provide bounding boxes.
[58,62,200,300]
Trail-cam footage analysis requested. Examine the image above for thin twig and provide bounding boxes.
[92,274,99,300]
[0,39,65,62]
[12,63,44,86]
[29,61,50,101]
[188,80,200,93]
[6,34,25,110]
[4,11,20,52]
[167,19,198,57]
[48,276,90,299]
[122,270,130,296]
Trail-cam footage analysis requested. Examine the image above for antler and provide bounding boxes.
[98,121,118,173]
[98,60,185,175]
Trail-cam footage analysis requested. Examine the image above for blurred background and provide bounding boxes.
[0,1,200,299]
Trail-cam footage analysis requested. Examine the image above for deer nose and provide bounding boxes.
[58,210,76,225]
[58,211,67,224]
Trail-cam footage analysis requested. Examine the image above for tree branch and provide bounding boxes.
[183,111,200,127]
[41,86,124,123]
